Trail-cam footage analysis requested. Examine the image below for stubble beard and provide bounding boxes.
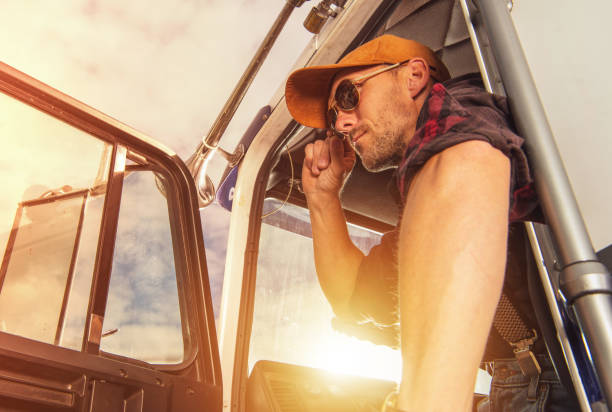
[354,87,414,172]
[354,123,407,172]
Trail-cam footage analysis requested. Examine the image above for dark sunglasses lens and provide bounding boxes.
[335,80,359,110]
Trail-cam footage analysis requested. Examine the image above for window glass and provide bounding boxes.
[101,170,184,364]
[60,194,106,350]
[251,199,492,394]
[249,199,402,382]
[0,92,110,347]
[0,91,188,367]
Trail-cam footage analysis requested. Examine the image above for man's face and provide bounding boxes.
[328,65,420,171]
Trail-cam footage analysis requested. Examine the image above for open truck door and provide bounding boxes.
[0,62,222,411]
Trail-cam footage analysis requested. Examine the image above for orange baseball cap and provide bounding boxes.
[285,35,450,129]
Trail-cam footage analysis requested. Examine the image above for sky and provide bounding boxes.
[2,0,312,158]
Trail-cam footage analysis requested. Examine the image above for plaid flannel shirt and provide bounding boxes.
[397,73,539,222]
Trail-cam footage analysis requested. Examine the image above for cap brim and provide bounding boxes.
[285,62,375,129]
[285,35,450,129]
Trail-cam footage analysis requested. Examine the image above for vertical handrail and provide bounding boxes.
[525,223,593,411]
[457,0,494,93]
[476,0,594,265]
[458,1,592,409]
[476,0,612,407]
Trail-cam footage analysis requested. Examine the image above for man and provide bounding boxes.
[285,35,577,411]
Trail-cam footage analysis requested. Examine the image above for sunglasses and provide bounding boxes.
[327,60,409,136]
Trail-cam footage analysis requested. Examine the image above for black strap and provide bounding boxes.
[493,292,534,344]
[493,291,541,402]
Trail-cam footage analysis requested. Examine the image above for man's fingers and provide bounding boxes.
[304,143,314,175]
[329,137,345,174]
[342,135,356,157]
[311,140,322,175]
[315,139,330,171]
[329,136,356,175]
[305,136,349,179]
[342,136,357,170]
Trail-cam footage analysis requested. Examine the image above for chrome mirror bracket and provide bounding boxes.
[185,143,246,208]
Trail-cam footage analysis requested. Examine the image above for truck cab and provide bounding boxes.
[1,0,611,411]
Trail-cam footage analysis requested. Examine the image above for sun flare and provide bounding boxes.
[307,331,402,383]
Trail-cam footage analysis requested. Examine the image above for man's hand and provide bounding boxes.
[301,133,363,317]
[302,134,356,200]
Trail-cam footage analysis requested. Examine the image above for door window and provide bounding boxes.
[101,169,184,363]
[0,91,186,365]
[0,92,110,346]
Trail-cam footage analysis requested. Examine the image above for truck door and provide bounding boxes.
[0,63,222,411]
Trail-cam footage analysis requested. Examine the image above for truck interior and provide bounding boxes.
[229,0,612,411]
[241,0,506,410]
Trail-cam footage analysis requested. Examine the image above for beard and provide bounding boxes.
[352,87,414,172]
[352,123,407,172]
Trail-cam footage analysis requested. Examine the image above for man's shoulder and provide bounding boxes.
[429,140,510,169]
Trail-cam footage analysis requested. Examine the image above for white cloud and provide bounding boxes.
[1,0,312,158]
[101,323,184,363]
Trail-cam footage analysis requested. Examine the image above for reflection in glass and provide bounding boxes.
[0,190,86,343]
[0,91,110,347]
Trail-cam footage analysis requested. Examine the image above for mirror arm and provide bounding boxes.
[186,0,309,208]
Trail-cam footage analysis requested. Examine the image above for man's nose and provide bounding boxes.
[334,109,357,133]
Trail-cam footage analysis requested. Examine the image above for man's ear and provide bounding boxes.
[405,58,431,98]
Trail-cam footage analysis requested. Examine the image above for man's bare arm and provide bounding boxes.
[396,140,511,411]
[303,136,363,316]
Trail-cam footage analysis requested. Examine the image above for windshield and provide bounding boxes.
[249,199,402,382]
